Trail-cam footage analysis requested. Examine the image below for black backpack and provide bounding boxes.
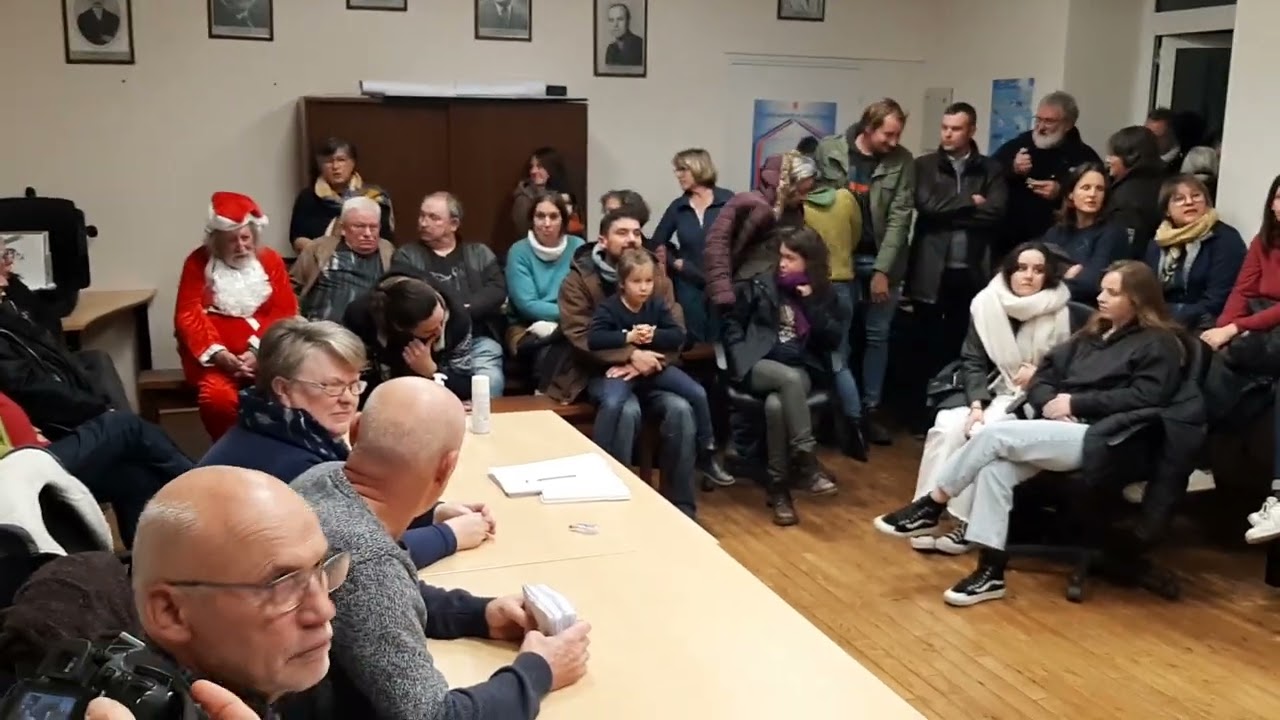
[0,188,96,319]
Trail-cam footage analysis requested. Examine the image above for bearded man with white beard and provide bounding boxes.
[175,192,299,440]
[991,90,1100,262]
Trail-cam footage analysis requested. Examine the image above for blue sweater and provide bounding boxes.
[1043,221,1128,304]
[587,294,685,351]
[505,235,585,323]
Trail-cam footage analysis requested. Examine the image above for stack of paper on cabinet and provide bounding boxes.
[488,453,631,504]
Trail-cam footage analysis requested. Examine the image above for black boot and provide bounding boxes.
[837,415,869,462]
[697,446,736,487]
[764,467,799,526]
[863,407,893,446]
[792,450,837,497]
[943,549,1008,607]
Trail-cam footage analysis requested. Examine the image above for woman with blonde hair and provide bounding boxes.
[875,260,1190,606]
[652,148,734,342]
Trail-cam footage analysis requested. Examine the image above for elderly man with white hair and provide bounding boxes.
[175,192,298,441]
[291,196,395,323]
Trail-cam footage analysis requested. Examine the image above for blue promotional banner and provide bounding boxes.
[989,78,1035,153]
[750,99,837,189]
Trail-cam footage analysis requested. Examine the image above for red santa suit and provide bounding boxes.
[174,192,299,440]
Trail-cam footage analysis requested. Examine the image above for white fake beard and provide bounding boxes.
[207,256,271,317]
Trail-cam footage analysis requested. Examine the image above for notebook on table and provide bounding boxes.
[488,453,632,504]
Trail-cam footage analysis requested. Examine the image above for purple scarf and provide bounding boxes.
[775,271,812,340]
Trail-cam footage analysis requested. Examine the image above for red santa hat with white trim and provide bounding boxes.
[205,191,269,235]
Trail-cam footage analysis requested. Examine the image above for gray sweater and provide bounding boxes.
[291,462,553,719]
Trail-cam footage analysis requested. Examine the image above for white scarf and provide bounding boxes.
[970,274,1071,394]
[528,232,569,263]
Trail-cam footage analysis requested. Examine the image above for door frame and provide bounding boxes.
[1151,31,1233,108]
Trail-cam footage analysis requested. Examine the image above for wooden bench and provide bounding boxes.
[490,394,595,424]
[137,368,195,423]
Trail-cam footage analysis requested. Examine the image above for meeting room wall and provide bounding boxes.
[0,0,936,371]
[1212,0,1269,236]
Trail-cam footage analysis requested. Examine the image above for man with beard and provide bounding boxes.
[991,91,1100,261]
[175,192,298,440]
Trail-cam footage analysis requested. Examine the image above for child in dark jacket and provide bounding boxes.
[587,248,732,485]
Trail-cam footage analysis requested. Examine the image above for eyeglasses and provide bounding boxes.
[1172,192,1206,205]
[167,551,350,617]
[1033,115,1063,127]
[291,378,367,398]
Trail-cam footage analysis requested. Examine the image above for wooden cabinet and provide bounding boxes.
[297,96,587,258]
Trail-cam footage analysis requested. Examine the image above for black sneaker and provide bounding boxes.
[873,495,945,537]
[698,452,736,487]
[934,522,975,555]
[943,563,1007,607]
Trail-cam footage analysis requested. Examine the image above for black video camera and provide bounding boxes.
[0,633,205,720]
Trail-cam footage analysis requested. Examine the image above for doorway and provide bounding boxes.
[1152,31,1232,143]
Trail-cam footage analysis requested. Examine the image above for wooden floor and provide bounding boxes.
[163,411,1280,718]
[696,435,1280,720]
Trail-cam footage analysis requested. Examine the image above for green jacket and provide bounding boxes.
[813,134,916,283]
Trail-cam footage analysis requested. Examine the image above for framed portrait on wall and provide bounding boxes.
[777,0,825,22]
[348,0,407,10]
[62,0,135,65]
[475,0,531,42]
[594,0,646,78]
[208,0,273,41]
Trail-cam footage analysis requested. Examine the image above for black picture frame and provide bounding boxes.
[776,0,826,22]
[593,0,646,78]
[474,0,532,42]
[207,0,274,42]
[62,0,136,65]
[347,0,407,10]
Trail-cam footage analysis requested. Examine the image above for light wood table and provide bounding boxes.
[62,289,157,370]
[428,549,924,718]
[422,411,717,577]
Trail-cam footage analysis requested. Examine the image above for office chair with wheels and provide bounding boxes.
[1006,333,1208,603]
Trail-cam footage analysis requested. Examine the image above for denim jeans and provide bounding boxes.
[594,367,713,451]
[470,335,506,397]
[830,280,862,419]
[853,255,900,408]
[935,419,1088,550]
[49,411,195,547]
[587,377,697,518]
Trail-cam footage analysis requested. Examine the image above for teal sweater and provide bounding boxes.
[505,235,585,323]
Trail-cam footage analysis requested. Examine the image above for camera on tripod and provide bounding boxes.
[0,633,202,720]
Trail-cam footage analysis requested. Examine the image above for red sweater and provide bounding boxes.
[0,392,46,452]
[1218,236,1280,332]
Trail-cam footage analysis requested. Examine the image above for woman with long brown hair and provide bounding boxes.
[875,260,1186,606]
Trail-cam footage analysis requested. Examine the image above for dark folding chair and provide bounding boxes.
[1006,333,1208,602]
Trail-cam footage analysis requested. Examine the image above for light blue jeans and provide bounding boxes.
[853,255,899,408]
[936,419,1088,550]
[470,336,506,397]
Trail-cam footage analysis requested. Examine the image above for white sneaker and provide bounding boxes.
[1245,498,1280,545]
[1187,469,1216,494]
[1123,482,1146,504]
[1248,496,1278,526]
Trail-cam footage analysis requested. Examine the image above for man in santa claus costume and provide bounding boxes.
[175,192,299,440]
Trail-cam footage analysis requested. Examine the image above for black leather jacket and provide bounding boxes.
[907,145,1008,303]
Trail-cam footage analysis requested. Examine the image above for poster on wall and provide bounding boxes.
[749,100,837,189]
[989,78,1035,152]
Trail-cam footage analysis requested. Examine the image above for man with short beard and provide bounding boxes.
[175,192,299,440]
[991,91,1100,262]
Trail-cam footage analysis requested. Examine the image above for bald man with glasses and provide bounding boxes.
[110,465,342,719]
